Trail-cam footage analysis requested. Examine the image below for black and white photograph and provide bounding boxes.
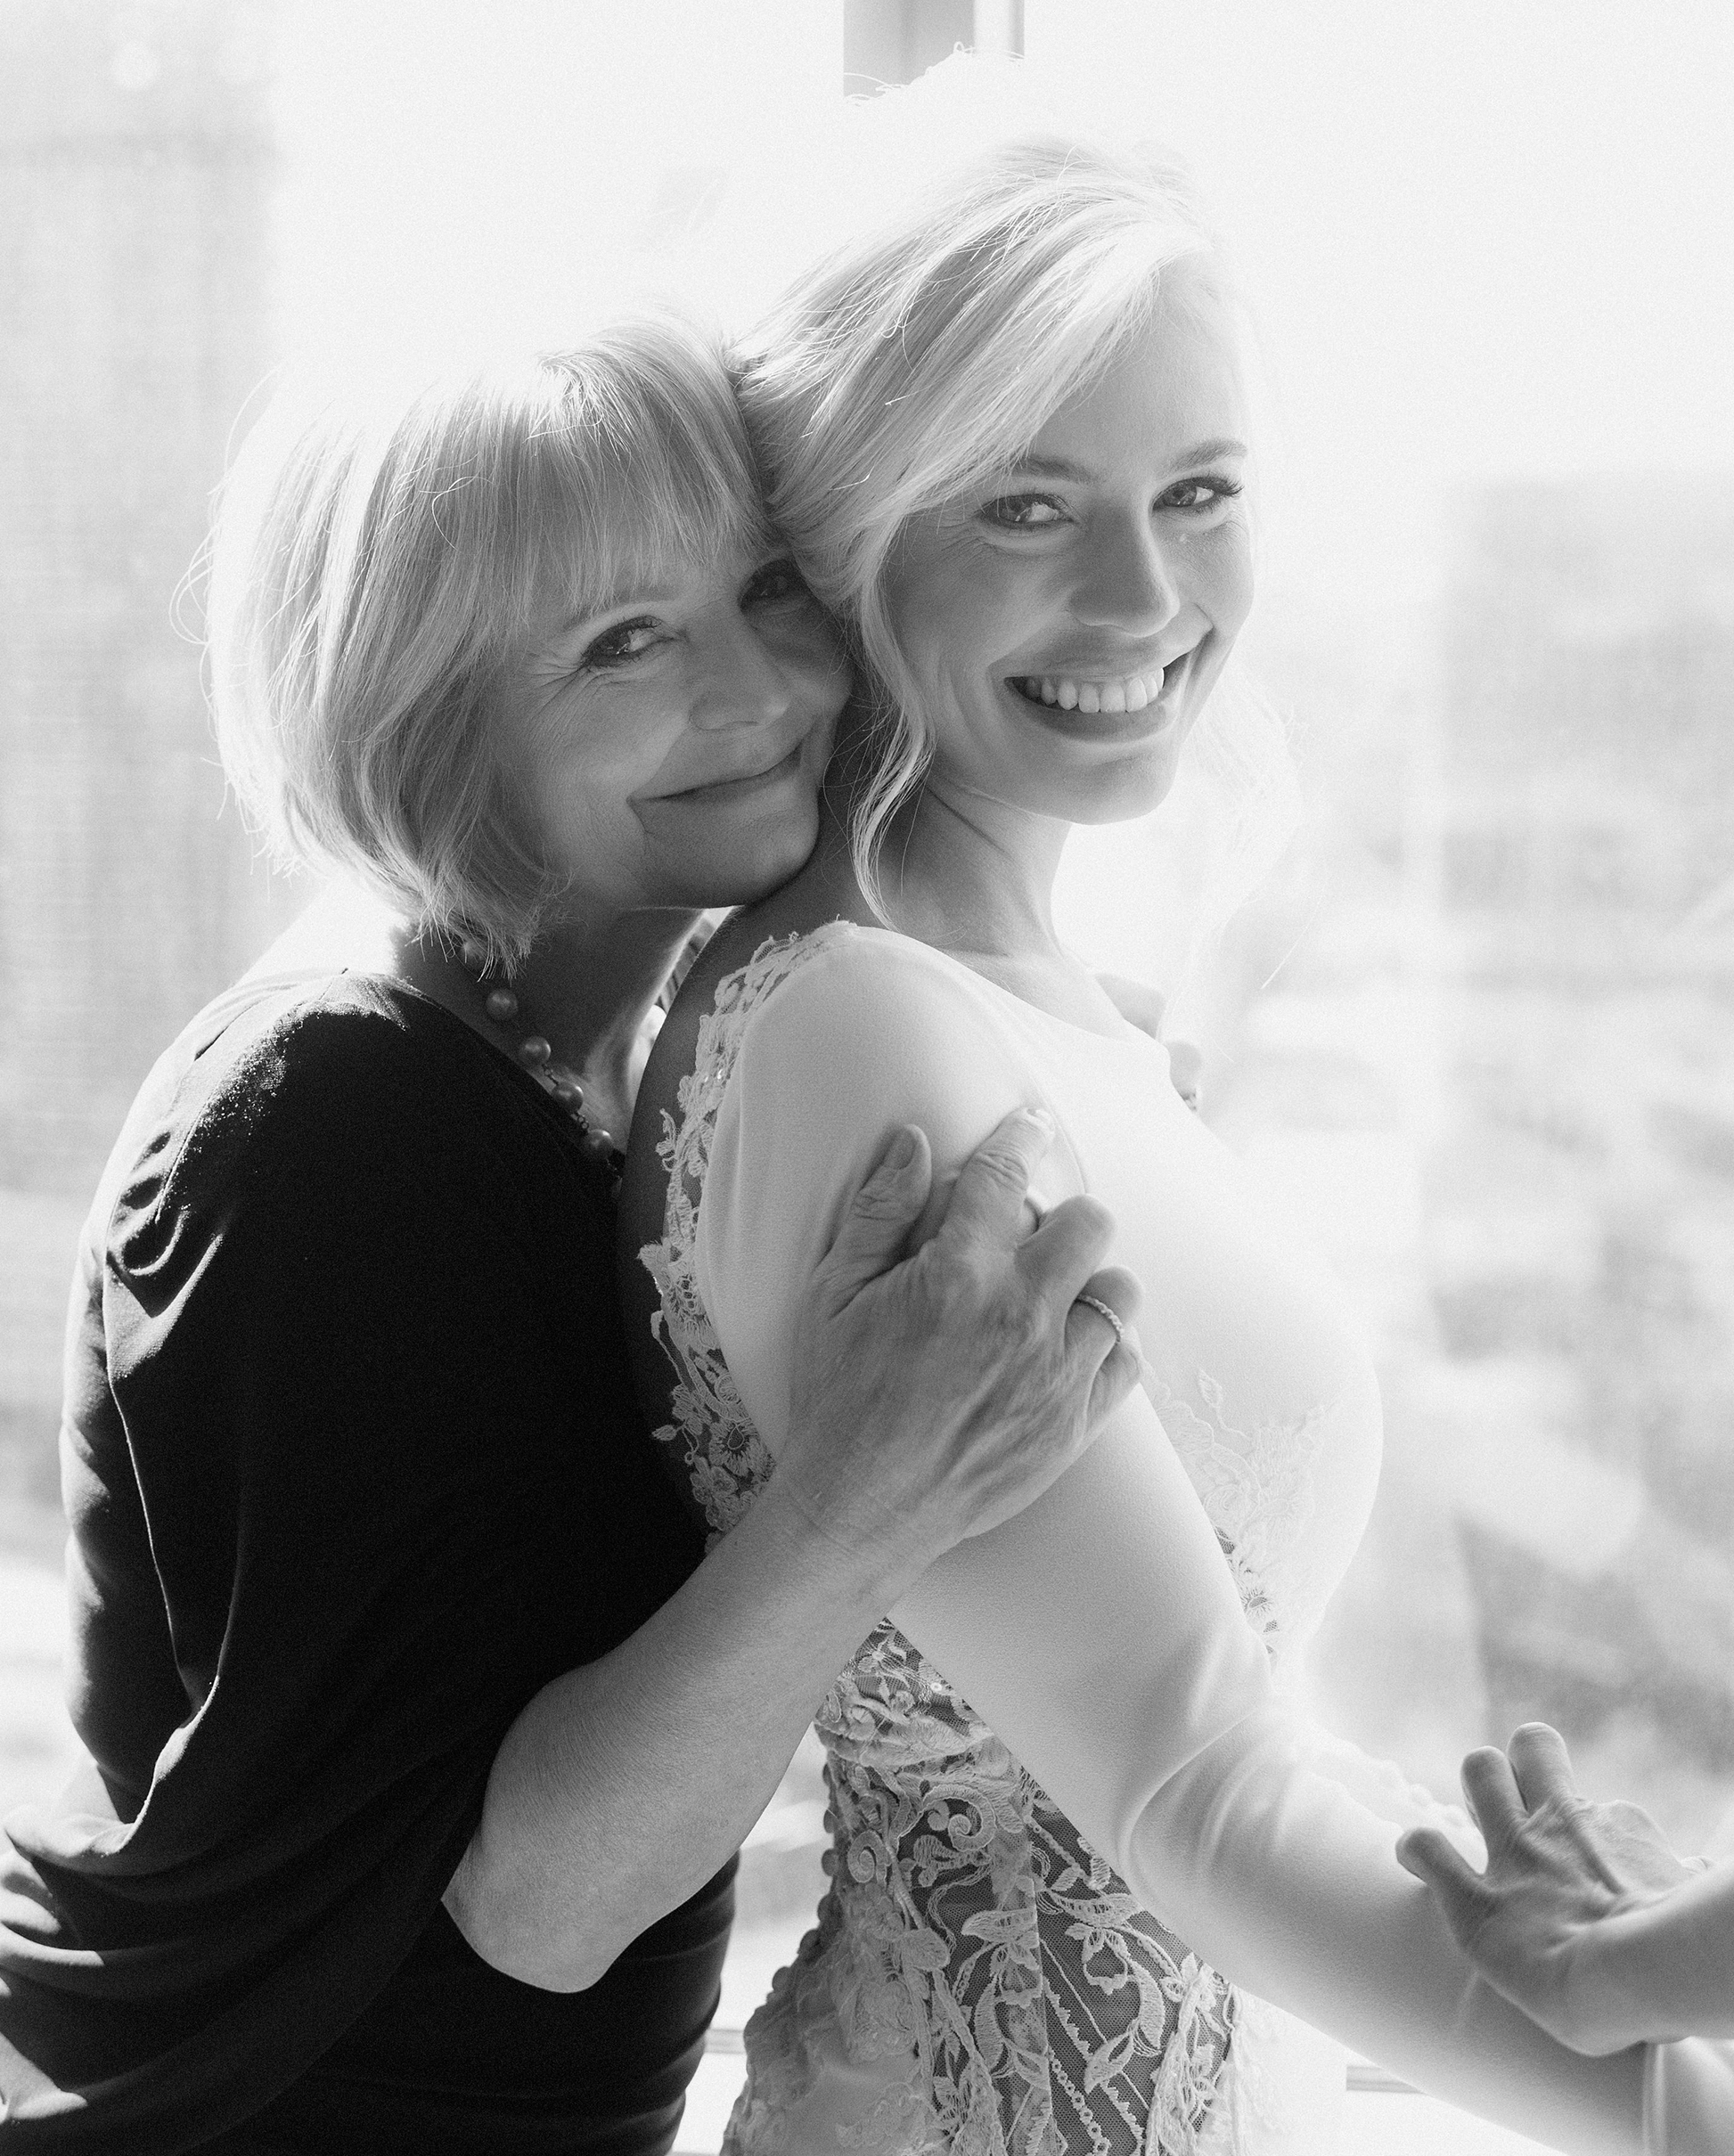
[2,4,1732,2152]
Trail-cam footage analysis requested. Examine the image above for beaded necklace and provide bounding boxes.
[455,935,627,1202]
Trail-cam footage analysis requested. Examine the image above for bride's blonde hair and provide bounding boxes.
[735,104,1296,932]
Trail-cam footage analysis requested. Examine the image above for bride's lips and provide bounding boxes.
[1001,644,1201,740]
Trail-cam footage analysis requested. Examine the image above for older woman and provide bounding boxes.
[622,129,1734,2156]
[0,320,1144,2152]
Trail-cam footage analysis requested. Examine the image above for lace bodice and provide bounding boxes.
[639,927,1382,2156]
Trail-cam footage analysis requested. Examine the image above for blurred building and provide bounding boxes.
[0,1,291,1506]
[1432,481,1734,1812]
[1213,483,1734,1838]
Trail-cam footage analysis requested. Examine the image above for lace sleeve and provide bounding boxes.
[685,928,1723,2156]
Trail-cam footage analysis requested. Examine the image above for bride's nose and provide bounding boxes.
[1070,510,1182,639]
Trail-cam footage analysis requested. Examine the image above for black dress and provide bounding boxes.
[0,974,732,2153]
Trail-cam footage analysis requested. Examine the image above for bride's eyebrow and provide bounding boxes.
[1007,453,1094,482]
[1172,436,1248,464]
[1008,437,1250,485]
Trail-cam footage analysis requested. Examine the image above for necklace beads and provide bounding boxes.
[457,937,625,1196]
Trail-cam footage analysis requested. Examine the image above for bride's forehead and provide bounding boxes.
[1033,317,1246,461]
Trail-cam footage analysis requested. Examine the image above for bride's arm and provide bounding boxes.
[454,1112,1137,1989]
[692,935,1731,2156]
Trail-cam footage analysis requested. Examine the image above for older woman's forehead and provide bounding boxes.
[534,522,782,625]
[519,446,769,593]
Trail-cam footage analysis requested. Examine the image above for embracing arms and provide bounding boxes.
[445,1108,1145,1989]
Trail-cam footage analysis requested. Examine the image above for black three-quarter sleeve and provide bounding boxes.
[0,978,716,2152]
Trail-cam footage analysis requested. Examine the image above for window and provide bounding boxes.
[2,8,1727,2153]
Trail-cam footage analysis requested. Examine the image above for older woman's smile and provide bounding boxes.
[650,736,813,804]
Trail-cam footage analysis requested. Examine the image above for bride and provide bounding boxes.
[618,115,1734,2156]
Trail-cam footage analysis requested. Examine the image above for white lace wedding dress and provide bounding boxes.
[638,923,1721,2156]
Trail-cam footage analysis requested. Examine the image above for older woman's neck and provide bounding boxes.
[510,906,703,1135]
[251,882,697,1139]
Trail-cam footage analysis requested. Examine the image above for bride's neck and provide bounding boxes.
[815,771,1071,969]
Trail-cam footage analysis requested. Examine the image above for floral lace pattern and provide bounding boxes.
[638,928,1340,2156]
[1142,1376,1328,1686]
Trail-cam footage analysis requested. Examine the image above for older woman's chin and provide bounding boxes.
[645,789,823,910]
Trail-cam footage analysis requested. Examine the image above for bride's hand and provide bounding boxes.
[1397,1722,1707,2054]
[777,1108,1145,1587]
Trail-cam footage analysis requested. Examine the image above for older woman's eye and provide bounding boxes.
[979,494,1068,530]
[580,618,662,670]
[741,557,810,608]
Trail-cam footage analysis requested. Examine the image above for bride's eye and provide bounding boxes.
[580,617,663,670]
[979,493,1069,531]
[1159,476,1244,515]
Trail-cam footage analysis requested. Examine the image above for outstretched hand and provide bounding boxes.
[1396,1723,1707,2054]
[779,1107,1145,1591]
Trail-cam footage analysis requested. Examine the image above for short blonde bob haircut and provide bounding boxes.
[208,316,774,968]
[737,125,1293,925]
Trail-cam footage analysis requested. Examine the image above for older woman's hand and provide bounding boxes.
[1397,1722,1716,2054]
[777,1108,1143,1588]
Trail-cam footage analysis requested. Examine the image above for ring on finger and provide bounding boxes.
[1074,1293,1126,1351]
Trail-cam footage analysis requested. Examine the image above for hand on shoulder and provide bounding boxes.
[777,1107,1147,1593]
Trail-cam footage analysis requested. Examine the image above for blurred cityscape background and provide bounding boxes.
[2,4,1731,2140]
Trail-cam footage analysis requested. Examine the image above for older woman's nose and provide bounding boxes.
[687,610,797,731]
[1071,512,1182,637]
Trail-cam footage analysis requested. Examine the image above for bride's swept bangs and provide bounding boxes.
[206,316,771,969]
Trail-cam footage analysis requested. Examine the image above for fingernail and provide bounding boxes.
[1024,1107,1056,1136]
[883,1128,917,1173]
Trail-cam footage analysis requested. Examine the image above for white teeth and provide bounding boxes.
[1011,660,1180,716]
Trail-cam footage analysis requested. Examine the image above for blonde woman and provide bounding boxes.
[621,132,1734,2156]
[0,322,1146,2152]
